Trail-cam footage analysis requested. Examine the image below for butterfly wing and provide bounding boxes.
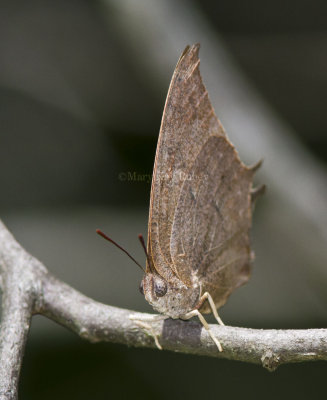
[147,44,226,281]
[170,135,255,312]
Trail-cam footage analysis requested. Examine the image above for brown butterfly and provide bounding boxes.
[98,44,263,351]
[138,44,263,351]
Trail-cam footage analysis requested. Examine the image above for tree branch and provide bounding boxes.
[1,219,327,399]
[0,220,46,400]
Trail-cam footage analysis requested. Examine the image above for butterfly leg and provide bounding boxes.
[196,292,225,326]
[129,314,166,350]
[183,309,223,352]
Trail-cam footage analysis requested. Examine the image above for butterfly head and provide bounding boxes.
[139,272,200,319]
[139,273,167,300]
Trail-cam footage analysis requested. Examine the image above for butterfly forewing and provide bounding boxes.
[147,44,226,281]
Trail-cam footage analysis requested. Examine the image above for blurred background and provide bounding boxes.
[1,0,327,398]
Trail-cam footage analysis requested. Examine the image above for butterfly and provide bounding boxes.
[98,44,263,351]
[138,44,263,351]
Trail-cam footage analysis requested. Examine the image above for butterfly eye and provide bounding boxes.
[139,280,144,295]
[153,278,167,298]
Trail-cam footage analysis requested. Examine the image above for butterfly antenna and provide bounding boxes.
[96,229,145,273]
[138,234,153,272]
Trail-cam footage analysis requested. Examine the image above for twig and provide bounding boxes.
[42,275,327,371]
[0,219,327,399]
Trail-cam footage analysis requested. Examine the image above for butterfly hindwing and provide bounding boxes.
[170,136,254,311]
